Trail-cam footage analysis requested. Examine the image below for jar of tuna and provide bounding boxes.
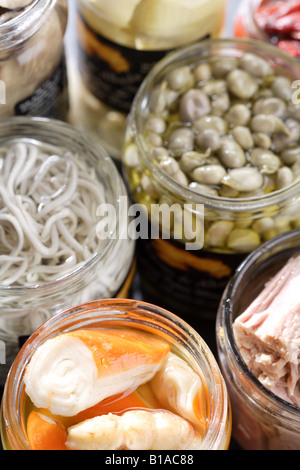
[70,0,227,161]
[0,0,69,119]
[122,38,300,322]
[216,228,300,450]
[0,117,135,385]
[1,299,231,450]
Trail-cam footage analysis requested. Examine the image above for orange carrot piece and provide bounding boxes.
[27,411,68,450]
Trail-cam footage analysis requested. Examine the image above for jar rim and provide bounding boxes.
[221,227,300,416]
[0,116,123,295]
[1,299,231,450]
[0,0,57,50]
[131,37,300,212]
[242,0,270,42]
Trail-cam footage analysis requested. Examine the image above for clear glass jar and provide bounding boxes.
[0,0,69,120]
[122,37,300,321]
[0,117,135,385]
[69,0,227,160]
[216,228,300,450]
[1,299,232,450]
[234,0,268,41]
[234,0,300,59]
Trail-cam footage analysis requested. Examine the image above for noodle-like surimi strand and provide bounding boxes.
[0,142,106,286]
[16,144,38,189]
[57,220,87,258]
[0,213,24,256]
[2,259,29,287]
[7,144,27,194]
[41,209,77,241]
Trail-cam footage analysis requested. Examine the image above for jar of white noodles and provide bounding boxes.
[0,117,135,384]
[0,0,69,119]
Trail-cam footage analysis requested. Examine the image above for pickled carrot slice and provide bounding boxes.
[27,411,68,450]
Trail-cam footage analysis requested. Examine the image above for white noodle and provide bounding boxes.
[0,141,106,286]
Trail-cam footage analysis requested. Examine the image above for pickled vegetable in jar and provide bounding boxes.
[70,0,227,160]
[122,38,300,320]
[0,0,69,119]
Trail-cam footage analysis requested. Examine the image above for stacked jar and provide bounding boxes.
[122,38,300,321]
[70,0,227,160]
[0,0,69,119]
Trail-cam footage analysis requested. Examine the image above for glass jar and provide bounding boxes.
[0,117,135,385]
[216,228,300,450]
[234,0,267,41]
[1,299,232,450]
[234,0,300,59]
[122,38,300,322]
[69,0,227,161]
[0,0,69,119]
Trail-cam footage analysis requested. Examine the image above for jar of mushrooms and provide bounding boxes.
[0,0,68,119]
[122,38,300,321]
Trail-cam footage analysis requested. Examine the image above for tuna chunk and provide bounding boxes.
[233,255,300,407]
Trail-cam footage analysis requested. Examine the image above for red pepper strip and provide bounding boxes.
[272,0,300,18]
[265,11,300,34]
[263,0,300,18]
[255,0,300,29]
[255,3,283,29]
[277,38,300,57]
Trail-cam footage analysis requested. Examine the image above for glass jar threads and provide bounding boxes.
[0,0,69,120]
[122,38,300,321]
[0,117,135,385]
[1,299,231,450]
[70,0,227,160]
